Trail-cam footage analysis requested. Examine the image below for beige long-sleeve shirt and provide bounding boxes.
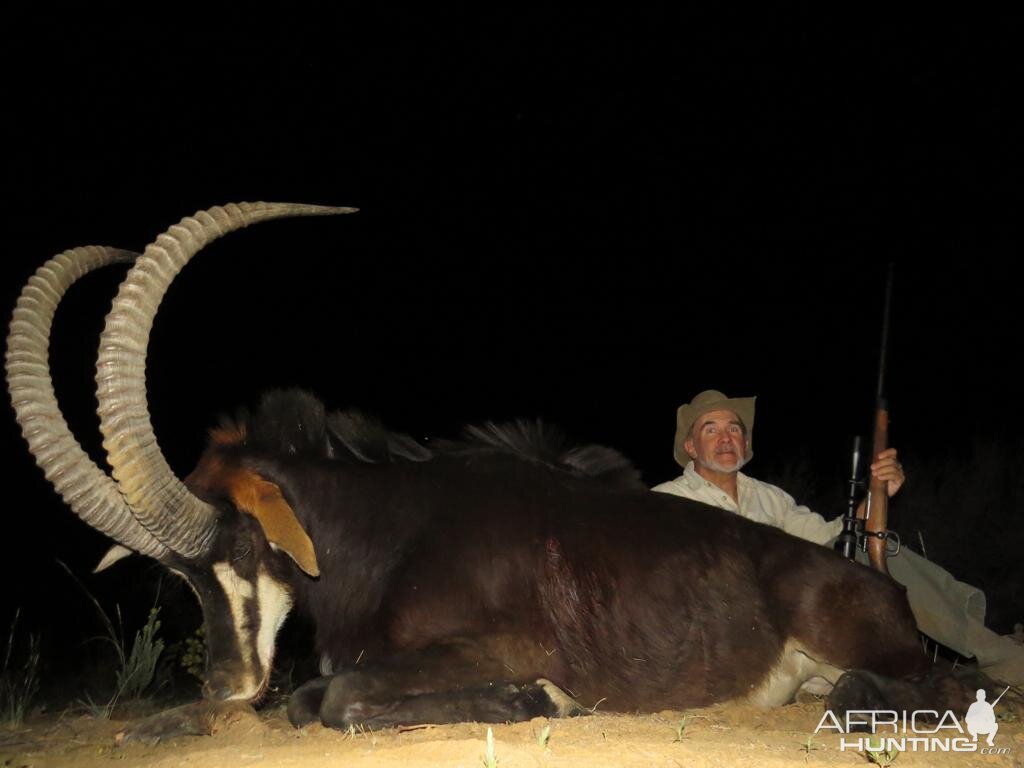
[651,461,843,545]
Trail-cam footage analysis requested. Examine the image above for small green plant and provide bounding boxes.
[180,625,207,681]
[59,562,165,716]
[864,737,898,766]
[482,726,498,768]
[672,715,688,742]
[77,691,115,720]
[797,734,821,761]
[536,722,551,748]
[1,609,41,727]
[115,606,165,701]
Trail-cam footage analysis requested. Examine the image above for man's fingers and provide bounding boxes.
[869,450,906,498]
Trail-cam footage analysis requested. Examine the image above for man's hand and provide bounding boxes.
[870,447,905,497]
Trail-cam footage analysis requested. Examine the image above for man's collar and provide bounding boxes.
[681,461,705,490]
[683,460,750,490]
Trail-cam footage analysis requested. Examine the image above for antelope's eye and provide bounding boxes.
[232,539,253,562]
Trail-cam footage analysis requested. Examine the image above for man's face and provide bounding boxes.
[684,409,749,473]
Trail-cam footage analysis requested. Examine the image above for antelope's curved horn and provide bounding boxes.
[6,247,168,559]
[96,202,357,558]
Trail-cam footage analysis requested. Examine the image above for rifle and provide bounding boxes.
[836,265,900,573]
[834,435,864,560]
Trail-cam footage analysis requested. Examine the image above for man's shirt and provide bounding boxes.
[651,461,843,545]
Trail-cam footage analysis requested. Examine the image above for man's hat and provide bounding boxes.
[673,389,756,468]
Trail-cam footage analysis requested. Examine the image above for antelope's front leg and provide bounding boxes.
[291,668,580,730]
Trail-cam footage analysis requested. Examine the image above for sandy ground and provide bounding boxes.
[3,698,1022,768]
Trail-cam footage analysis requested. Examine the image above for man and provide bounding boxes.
[653,389,1023,688]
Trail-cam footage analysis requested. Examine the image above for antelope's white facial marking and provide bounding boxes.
[213,561,259,697]
[256,571,293,674]
[210,561,292,700]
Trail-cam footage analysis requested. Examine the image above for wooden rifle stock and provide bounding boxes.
[861,402,890,574]
[858,264,895,574]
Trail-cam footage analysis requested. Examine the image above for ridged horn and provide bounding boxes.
[6,247,168,559]
[96,202,357,559]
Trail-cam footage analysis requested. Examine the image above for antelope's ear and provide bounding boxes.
[226,469,320,577]
[94,544,134,573]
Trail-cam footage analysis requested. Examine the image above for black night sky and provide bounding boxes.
[3,9,1021,691]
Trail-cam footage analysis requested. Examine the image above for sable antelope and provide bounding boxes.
[7,203,965,736]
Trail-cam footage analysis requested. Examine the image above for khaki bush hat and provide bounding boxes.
[673,389,756,468]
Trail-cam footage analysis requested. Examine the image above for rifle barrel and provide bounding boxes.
[876,264,894,403]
